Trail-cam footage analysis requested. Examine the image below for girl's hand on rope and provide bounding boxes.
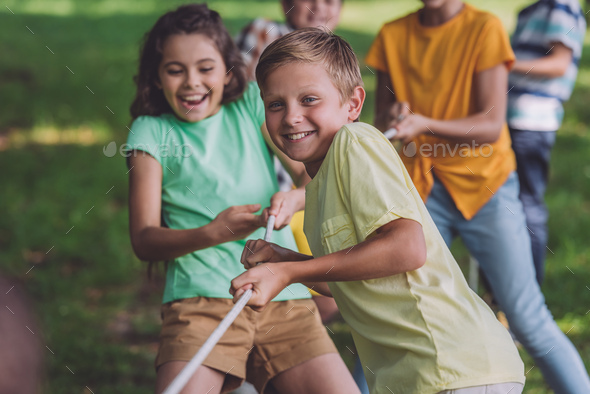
[261,189,305,230]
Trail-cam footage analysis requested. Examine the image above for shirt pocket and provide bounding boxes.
[321,214,357,255]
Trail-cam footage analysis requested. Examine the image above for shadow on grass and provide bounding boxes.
[0,143,164,393]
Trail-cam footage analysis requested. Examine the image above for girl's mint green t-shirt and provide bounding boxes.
[127,82,309,303]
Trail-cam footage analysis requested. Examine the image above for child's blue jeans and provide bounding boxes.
[509,128,556,285]
[426,172,590,393]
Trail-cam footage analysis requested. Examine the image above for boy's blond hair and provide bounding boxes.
[255,27,363,103]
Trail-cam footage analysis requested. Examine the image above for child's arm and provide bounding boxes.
[239,239,333,296]
[511,42,572,78]
[230,218,426,311]
[128,153,264,262]
[260,123,311,229]
[374,64,508,144]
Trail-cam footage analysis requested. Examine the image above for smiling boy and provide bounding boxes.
[230,28,525,393]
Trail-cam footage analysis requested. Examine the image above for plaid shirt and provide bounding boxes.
[236,18,294,81]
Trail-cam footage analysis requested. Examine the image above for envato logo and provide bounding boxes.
[402,141,493,158]
[103,141,194,158]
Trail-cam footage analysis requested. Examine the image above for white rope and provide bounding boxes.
[264,215,275,242]
[162,215,276,394]
[161,289,252,394]
[384,128,398,140]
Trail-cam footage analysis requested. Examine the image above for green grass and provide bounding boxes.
[1,1,589,392]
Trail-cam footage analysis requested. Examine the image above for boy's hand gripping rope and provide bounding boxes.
[162,215,276,394]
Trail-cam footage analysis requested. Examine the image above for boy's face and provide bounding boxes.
[262,62,363,177]
[282,0,342,31]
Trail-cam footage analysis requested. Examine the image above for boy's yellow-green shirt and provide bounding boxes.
[304,122,524,394]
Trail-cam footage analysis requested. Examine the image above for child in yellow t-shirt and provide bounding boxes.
[231,27,525,394]
[365,1,590,392]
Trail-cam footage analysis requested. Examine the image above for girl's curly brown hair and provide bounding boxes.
[130,4,247,119]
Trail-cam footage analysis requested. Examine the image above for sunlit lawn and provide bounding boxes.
[1,1,589,392]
